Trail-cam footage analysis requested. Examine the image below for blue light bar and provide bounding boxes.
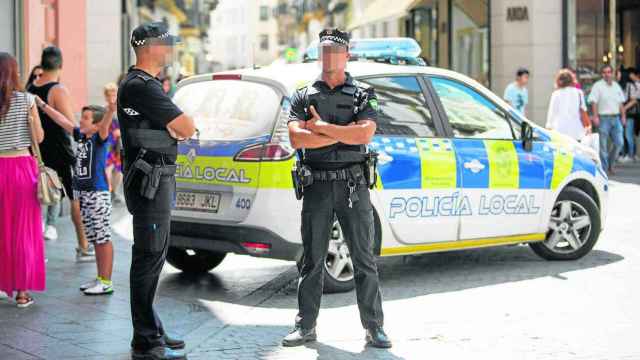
[304,37,426,66]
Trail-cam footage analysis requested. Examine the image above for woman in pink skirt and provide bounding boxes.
[0,52,46,308]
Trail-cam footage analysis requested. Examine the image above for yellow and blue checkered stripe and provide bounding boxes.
[174,135,596,191]
[371,136,596,190]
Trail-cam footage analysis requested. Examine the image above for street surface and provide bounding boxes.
[1,164,640,360]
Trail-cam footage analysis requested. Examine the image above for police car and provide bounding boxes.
[168,38,608,293]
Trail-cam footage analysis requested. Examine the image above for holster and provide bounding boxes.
[124,149,177,205]
[364,151,379,189]
[291,160,313,200]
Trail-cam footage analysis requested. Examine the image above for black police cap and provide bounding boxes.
[319,28,350,46]
[131,22,181,48]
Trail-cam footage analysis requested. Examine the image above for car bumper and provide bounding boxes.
[169,220,302,261]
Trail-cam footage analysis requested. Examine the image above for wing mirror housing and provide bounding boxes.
[521,121,534,152]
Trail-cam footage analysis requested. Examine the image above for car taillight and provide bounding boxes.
[234,143,294,162]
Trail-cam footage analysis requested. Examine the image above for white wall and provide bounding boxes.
[86,0,122,106]
[491,0,563,125]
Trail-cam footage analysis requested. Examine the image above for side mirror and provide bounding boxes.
[521,121,534,152]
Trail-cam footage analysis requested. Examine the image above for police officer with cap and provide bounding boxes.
[284,28,391,348]
[118,22,196,360]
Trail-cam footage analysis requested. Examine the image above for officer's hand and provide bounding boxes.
[307,105,329,133]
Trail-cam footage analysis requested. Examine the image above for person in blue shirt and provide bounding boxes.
[504,67,530,116]
[36,98,116,295]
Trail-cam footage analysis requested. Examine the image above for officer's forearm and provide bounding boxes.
[317,121,376,145]
[290,129,337,149]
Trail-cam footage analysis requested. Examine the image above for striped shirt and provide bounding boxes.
[0,91,34,152]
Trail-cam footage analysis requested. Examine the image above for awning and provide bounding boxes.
[347,0,421,31]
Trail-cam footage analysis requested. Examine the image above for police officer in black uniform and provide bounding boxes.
[118,22,196,360]
[283,29,392,349]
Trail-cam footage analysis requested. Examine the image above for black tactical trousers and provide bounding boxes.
[126,175,175,351]
[296,179,384,330]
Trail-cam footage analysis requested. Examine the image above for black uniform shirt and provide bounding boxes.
[117,67,183,165]
[288,72,378,169]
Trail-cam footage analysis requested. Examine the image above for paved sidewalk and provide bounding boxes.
[2,163,640,359]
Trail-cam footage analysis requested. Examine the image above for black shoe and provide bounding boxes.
[131,346,187,360]
[282,327,317,347]
[163,333,185,350]
[366,327,392,348]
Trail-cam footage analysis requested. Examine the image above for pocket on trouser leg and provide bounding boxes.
[132,222,169,253]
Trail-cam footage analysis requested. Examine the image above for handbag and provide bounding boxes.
[27,93,64,205]
[578,90,591,128]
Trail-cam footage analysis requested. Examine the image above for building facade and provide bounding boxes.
[349,0,639,126]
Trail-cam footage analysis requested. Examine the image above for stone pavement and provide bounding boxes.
[2,163,640,359]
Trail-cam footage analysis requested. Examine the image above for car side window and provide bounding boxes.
[429,76,515,140]
[358,76,436,137]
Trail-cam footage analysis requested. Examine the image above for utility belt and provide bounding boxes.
[123,148,176,213]
[292,151,378,208]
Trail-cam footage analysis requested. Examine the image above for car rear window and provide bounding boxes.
[173,80,281,141]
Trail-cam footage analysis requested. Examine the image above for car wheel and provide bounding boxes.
[166,247,226,273]
[530,186,601,260]
[323,219,356,294]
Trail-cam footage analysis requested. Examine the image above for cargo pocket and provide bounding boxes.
[132,222,169,253]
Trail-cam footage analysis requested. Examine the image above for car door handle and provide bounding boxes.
[464,159,485,173]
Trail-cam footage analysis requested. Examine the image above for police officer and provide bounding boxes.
[284,29,391,348]
[118,22,196,360]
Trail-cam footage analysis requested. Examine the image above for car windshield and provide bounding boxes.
[173,80,281,141]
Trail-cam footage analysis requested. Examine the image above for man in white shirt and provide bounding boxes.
[588,64,626,174]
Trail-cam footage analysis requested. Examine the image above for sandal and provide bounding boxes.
[15,294,34,308]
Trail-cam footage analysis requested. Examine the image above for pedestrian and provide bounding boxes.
[588,64,626,174]
[284,28,391,349]
[118,22,195,360]
[27,46,93,260]
[0,52,46,308]
[103,82,124,202]
[546,69,591,140]
[35,97,116,295]
[161,77,175,97]
[621,68,640,162]
[25,65,43,89]
[504,67,530,116]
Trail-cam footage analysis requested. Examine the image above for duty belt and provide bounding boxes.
[311,164,364,182]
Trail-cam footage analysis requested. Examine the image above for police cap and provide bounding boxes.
[319,28,350,47]
[131,22,181,48]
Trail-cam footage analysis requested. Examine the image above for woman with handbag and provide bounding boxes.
[546,68,592,141]
[0,52,46,308]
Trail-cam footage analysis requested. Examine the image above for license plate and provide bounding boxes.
[175,191,221,213]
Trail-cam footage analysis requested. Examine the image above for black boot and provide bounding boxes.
[366,327,392,348]
[282,327,317,347]
[131,345,187,360]
[163,333,185,350]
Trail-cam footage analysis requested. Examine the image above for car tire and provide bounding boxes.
[322,209,382,294]
[166,247,226,273]
[529,186,601,260]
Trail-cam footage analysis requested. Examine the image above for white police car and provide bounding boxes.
[167,38,608,293]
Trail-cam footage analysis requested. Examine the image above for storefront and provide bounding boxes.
[565,0,640,92]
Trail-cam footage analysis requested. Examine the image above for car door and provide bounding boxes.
[357,75,459,245]
[427,76,547,241]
